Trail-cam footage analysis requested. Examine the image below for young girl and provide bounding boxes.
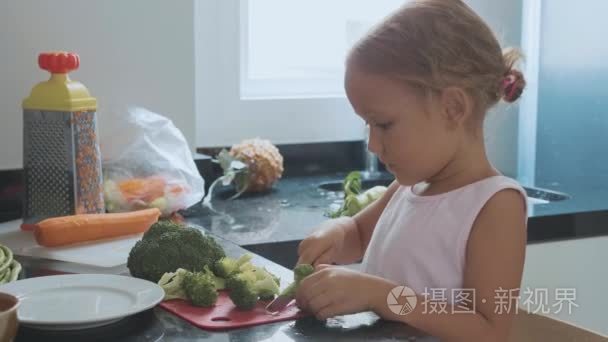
[295,0,528,341]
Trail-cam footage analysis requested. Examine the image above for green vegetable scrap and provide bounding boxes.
[0,244,21,284]
[157,268,189,301]
[328,171,387,218]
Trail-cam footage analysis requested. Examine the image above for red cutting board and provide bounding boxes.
[159,291,308,330]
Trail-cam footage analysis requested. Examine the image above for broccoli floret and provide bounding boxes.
[225,268,281,310]
[238,262,255,273]
[280,264,314,297]
[226,273,258,310]
[214,277,226,290]
[182,271,218,307]
[202,265,226,290]
[254,266,280,287]
[270,272,280,287]
[249,266,279,286]
[127,224,226,282]
[213,258,236,278]
[213,253,253,278]
[255,277,280,301]
[158,268,189,301]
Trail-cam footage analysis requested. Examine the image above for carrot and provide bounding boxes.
[119,177,166,203]
[33,208,161,247]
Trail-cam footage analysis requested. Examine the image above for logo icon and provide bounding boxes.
[387,286,417,315]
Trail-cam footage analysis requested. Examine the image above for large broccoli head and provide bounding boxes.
[127,222,225,282]
[142,220,184,241]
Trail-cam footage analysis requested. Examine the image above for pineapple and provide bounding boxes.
[229,138,284,192]
[205,138,283,202]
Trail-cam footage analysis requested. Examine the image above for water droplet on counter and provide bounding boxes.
[230,224,245,230]
[329,203,342,212]
[324,192,334,199]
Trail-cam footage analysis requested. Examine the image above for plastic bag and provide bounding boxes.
[99,106,204,216]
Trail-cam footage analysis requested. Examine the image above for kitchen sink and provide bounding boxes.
[318,176,570,203]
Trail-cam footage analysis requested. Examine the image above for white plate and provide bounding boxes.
[0,274,164,330]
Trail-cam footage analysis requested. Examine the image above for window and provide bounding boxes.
[194,1,404,147]
[243,0,405,98]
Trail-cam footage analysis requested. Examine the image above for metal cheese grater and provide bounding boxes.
[22,52,104,225]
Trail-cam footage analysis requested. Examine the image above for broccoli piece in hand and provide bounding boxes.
[280,264,315,297]
[294,264,315,282]
[182,271,218,307]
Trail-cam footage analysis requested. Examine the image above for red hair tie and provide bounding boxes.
[502,70,525,102]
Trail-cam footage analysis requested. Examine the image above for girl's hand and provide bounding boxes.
[295,264,395,320]
[297,219,349,266]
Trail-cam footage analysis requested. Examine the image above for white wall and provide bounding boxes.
[0,0,196,170]
[469,0,524,177]
[1,0,523,176]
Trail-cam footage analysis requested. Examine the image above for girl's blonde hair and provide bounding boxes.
[348,0,526,115]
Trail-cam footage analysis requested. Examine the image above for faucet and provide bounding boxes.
[361,124,381,179]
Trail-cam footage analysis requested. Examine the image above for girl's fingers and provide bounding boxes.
[307,291,335,317]
[314,263,332,271]
[297,278,332,314]
[297,271,324,298]
[313,250,334,267]
[298,245,332,266]
[297,238,311,256]
[316,305,341,320]
[297,267,331,305]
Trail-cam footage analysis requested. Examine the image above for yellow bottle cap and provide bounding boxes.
[22,52,97,112]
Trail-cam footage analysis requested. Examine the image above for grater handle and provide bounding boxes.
[38,52,79,74]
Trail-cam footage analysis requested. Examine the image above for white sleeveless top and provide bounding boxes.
[361,176,528,303]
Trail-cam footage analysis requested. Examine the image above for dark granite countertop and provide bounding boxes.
[11,170,608,341]
[183,171,608,265]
